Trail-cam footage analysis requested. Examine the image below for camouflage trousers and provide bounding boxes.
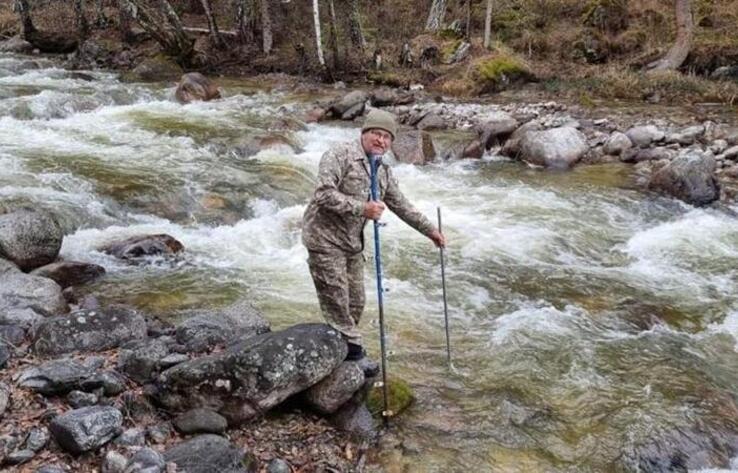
[307,250,366,345]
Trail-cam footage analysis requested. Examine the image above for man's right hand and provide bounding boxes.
[363,200,386,220]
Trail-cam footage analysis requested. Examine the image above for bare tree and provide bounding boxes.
[13,0,36,40]
[120,0,194,64]
[327,0,340,70]
[74,0,90,41]
[312,0,325,68]
[200,0,225,48]
[347,0,365,54]
[647,0,693,71]
[484,0,493,49]
[260,0,273,55]
[464,0,472,40]
[235,0,256,43]
[425,0,447,32]
[118,0,134,42]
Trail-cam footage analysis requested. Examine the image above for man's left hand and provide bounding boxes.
[429,229,446,248]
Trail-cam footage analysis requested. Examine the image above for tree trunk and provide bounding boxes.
[464,0,472,40]
[260,0,273,55]
[13,0,36,39]
[235,0,256,43]
[646,0,693,71]
[312,0,325,68]
[120,0,194,64]
[74,0,90,42]
[347,0,365,54]
[327,0,340,70]
[484,0,493,49]
[118,0,134,42]
[425,0,447,32]
[200,0,225,48]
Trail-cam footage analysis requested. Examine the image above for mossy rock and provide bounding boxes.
[474,54,535,93]
[122,55,183,83]
[367,377,415,418]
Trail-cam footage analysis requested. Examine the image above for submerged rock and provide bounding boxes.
[50,406,123,454]
[157,323,346,424]
[0,209,63,271]
[33,307,147,356]
[648,152,720,206]
[31,261,105,289]
[175,72,221,104]
[164,434,256,473]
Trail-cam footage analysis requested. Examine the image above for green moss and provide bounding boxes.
[477,55,529,83]
[442,39,463,63]
[367,377,415,418]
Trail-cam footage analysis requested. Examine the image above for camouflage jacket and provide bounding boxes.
[302,139,434,254]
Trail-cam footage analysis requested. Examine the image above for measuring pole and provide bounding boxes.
[437,207,451,366]
[370,155,391,424]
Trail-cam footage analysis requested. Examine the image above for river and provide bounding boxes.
[1,52,738,472]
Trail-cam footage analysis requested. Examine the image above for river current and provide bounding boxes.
[1,53,738,472]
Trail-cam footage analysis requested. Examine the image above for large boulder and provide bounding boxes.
[476,112,519,149]
[604,131,633,156]
[370,88,415,107]
[175,72,221,104]
[19,357,103,395]
[98,234,183,261]
[30,261,105,289]
[626,125,665,148]
[500,121,543,158]
[329,90,369,119]
[517,127,589,169]
[49,406,123,454]
[157,324,347,424]
[33,307,147,356]
[175,300,270,353]
[0,210,63,271]
[648,153,720,206]
[391,130,436,165]
[304,362,365,414]
[164,434,255,473]
[117,338,170,383]
[0,271,68,315]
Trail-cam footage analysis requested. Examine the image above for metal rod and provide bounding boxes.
[437,207,451,366]
[370,156,390,425]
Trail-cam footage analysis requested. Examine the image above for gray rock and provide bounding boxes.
[0,307,44,331]
[0,342,11,369]
[157,324,346,424]
[341,102,365,120]
[476,112,519,149]
[416,113,447,131]
[25,426,50,452]
[173,408,228,435]
[330,90,369,117]
[304,362,365,414]
[35,465,68,473]
[267,458,291,473]
[102,450,128,473]
[6,448,36,465]
[500,121,543,157]
[114,428,145,447]
[723,145,738,160]
[67,390,99,408]
[125,447,166,472]
[604,131,632,156]
[0,382,10,418]
[146,423,171,444]
[175,300,270,353]
[19,357,103,395]
[33,307,146,356]
[0,36,35,54]
[0,210,63,272]
[622,147,675,164]
[0,258,19,274]
[0,271,68,315]
[0,324,26,346]
[164,434,253,473]
[648,152,720,206]
[118,338,170,383]
[330,400,377,439]
[370,88,414,107]
[49,406,123,454]
[126,57,183,82]
[159,353,189,369]
[710,65,738,80]
[665,125,704,146]
[391,130,436,165]
[31,261,105,289]
[710,139,729,155]
[626,125,665,148]
[99,234,184,261]
[80,370,126,396]
[518,127,589,169]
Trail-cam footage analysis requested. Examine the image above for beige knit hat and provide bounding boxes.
[361,109,398,139]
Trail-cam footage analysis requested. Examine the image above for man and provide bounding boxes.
[302,109,446,375]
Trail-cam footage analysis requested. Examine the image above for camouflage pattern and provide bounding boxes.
[303,139,435,342]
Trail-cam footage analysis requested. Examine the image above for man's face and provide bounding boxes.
[361,128,393,157]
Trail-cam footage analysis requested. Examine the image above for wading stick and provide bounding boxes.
[437,207,451,367]
[370,155,391,424]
